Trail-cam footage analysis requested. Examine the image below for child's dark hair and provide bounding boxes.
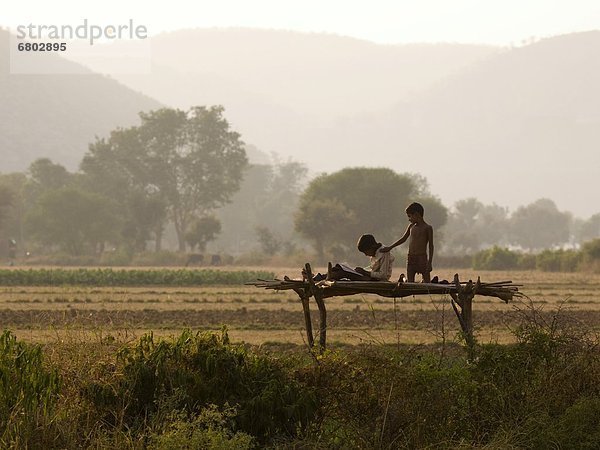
[357,234,380,252]
[406,202,424,216]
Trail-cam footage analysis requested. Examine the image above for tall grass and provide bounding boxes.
[0,331,60,447]
[2,303,600,448]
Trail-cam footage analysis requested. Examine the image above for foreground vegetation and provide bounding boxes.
[2,302,600,449]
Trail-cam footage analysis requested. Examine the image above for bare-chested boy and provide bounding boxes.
[380,202,434,282]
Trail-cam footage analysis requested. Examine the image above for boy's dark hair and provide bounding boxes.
[357,234,380,252]
[406,202,424,216]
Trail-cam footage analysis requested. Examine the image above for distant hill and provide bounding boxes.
[117,29,497,117]
[319,31,600,216]
[0,29,162,172]
[69,28,497,158]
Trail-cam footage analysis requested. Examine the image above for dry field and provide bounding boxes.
[2,266,600,346]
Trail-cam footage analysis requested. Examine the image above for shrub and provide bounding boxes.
[536,249,582,272]
[0,331,60,446]
[472,246,520,270]
[148,405,254,450]
[553,396,600,449]
[435,254,472,268]
[581,239,600,272]
[516,253,537,270]
[581,238,600,261]
[84,330,317,442]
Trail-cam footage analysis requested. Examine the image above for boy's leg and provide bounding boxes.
[407,266,417,282]
[422,271,431,283]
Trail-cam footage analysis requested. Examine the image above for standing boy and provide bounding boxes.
[381,202,434,282]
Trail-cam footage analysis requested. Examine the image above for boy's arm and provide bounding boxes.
[380,223,414,252]
[427,225,434,271]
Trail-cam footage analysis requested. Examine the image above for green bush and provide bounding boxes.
[0,331,60,446]
[582,238,600,259]
[553,396,600,449]
[435,254,472,268]
[516,253,537,270]
[472,246,520,270]
[535,249,581,272]
[84,330,317,442]
[148,405,254,450]
[580,239,600,273]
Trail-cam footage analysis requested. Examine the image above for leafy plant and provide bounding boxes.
[84,329,317,442]
[0,331,60,445]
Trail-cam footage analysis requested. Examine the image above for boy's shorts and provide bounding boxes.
[407,254,429,274]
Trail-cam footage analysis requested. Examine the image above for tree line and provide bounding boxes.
[1,105,599,263]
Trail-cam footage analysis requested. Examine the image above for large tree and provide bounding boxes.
[82,106,247,251]
[0,173,29,249]
[185,215,221,252]
[577,213,600,243]
[0,184,13,225]
[294,167,445,257]
[295,199,357,257]
[509,198,571,250]
[442,198,509,254]
[28,158,72,192]
[26,187,121,255]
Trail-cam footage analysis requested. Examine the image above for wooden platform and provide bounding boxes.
[251,278,520,302]
[249,263,522,353]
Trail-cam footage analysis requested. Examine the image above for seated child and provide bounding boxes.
[353,234,395,281]
[306,234,394,282]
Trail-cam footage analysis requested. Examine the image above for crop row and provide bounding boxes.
[0,268,274,286]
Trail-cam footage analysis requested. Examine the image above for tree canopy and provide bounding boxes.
[295,167,446,257]
[510,199,571,250]
[81,106,247,251]
[26,186,120,255]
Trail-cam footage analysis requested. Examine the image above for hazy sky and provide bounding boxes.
[4,0,600,45]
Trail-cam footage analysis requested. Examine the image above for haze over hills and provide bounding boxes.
[320,31,600,217]
[78,28,498,118]
[68,28,498,170]
[0,28,162,172]
[2,27,599,216]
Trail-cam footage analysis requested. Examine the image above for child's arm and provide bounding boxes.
[380,223,414,252]
[427,225,434,271]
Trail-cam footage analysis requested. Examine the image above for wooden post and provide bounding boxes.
[460,280,474,337]
[450,273,475,355]
[313,289,327,352]
[295,264,317,349]
[305,263,327,352]
[294,288,314,349]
